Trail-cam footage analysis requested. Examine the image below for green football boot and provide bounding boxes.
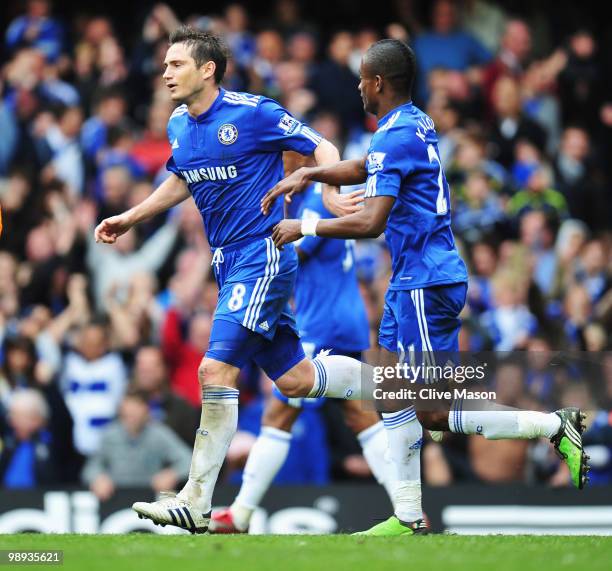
[353,516,429,536]
[551,407,590,489]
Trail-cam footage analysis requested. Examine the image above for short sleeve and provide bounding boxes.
[363,134,409,199]
[166,155,180,176]
[256,98,322,154]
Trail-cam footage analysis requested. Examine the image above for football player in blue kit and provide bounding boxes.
[209,153,395,534]
[94,26,378,534]
[267,39,589,535]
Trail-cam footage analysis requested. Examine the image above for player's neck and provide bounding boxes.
[376,96,412,121]
[186,86,221,118]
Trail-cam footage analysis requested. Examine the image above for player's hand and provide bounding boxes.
[324,189,365,217]
[272,219,302,250]
[94,214,133,244]
[261,167,311,215]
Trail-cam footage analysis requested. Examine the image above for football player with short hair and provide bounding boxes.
[266,38,590,535]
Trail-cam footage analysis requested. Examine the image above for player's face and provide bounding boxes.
[358,60,379,115]
[163,43,208,102]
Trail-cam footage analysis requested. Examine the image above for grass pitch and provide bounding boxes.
[1,534,611,571]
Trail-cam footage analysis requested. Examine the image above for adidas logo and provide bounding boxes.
[259,321,270,331]
[172,138,179,149]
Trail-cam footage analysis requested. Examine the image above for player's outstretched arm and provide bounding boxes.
[94,174,190,244]
[272,195,395,248]
[261,154,367,216]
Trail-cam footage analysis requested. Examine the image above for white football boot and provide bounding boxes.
[132,492,210,534]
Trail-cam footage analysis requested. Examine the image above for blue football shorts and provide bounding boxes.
[379,283,467,360]
[206,235,305,380]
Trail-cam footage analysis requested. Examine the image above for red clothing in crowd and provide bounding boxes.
[131,133,171,176]
[161,307,202,407]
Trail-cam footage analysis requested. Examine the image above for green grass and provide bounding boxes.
[1,534,611,571]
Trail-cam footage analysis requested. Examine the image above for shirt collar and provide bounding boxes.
[378,101,412,128]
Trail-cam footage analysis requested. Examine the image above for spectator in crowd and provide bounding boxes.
[480,270,538,350]
[518,211,558,297]
[461,0,508,54]
[557,29,605,132]
[572,240,610,305]
[412,0,491,103]
[80,88,128,162]
[82,389,192,500]
[60,320,127,455]
[488,76,547,168]
[5,0,65,62]
[1,333,60,413]
[0,389,74,487]
[287,31,318,70]
[553,126,606,230]
[131,345,198,446]
[507,165,568,222]
[482,19,532,106]
[562,284,592,349]
[550,219,589,301]
[34,106,85,199]
[251,29,285,95]
[309,31,365,132]
[224,3,256,68]
[466,240,498,316]
[129,99,173,177]
[82,200,179,310]
[453,170,505,243]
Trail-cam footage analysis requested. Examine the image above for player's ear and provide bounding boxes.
[375,75,383,93]
[201,60,217,81]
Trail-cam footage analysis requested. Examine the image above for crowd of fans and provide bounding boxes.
[0,0,611,498]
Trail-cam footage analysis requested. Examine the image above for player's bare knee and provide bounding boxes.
[274,380,305,399]
[198,357,229,388]
[275,358,314,398]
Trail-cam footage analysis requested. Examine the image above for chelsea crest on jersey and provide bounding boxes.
[166,88,322,248]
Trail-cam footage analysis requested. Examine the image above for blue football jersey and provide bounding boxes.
[294,183,370,353]
[166,89,322,248]
[364,103,468,290]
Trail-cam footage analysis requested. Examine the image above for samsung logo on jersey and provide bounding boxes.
[180,166,238,183]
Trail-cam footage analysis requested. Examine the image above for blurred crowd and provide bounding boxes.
[0,0,611,498]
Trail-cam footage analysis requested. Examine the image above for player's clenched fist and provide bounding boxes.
[94,214,132,244]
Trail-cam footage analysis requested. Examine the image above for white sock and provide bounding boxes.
[308,354,366,399]
[357,421,396,506]
[449,399,561,439]
[178,385,239,513]
[381,407,423,522]
[232,426,292,530]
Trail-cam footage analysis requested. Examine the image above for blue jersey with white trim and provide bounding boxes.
[294,183,370,352]
[166,88,322,248]
[365,102,468,290]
